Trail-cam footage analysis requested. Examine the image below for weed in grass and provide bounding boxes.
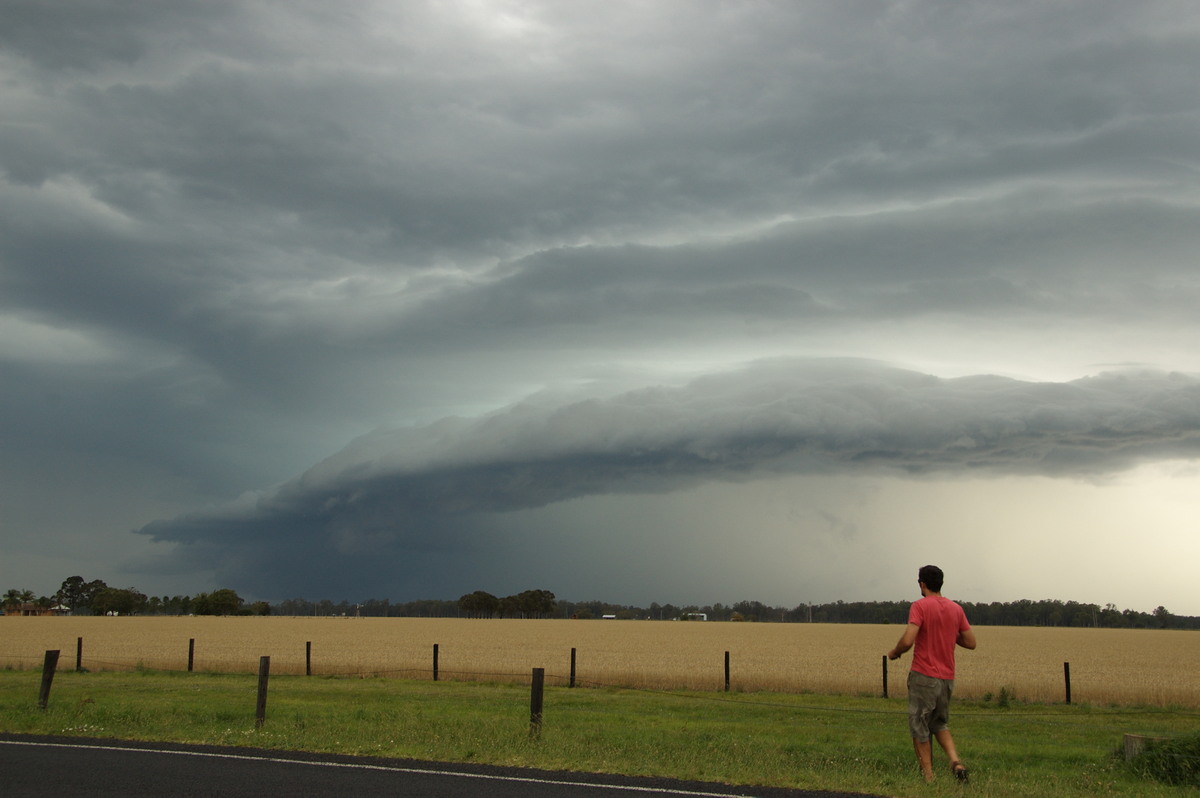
[1129,733,1200,787]
[983,686,1017,708]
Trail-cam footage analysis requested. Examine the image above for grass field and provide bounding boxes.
[2,616,1198,708]
[1,668,1197,797]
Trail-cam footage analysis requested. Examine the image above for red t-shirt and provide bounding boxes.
[908,595,970,680]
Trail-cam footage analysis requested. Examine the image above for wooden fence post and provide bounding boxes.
[188,638,195,672]
[76,637,83,672]
[433,644,439,681]
[38,650,60,710]
[724,651,730,692]
[255,656,270,728]
[569,647,577,688]
[882,655,888,698]
[529,667,545,738]
[1063,661,1071,705]
[1124,734,1166,761]
[306,641,312,676]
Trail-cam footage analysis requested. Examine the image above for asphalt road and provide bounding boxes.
[0,735,879,798]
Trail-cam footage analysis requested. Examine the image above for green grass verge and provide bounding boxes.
[2,669,1197,797]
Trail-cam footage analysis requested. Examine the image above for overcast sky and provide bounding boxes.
[3,1,1199,614]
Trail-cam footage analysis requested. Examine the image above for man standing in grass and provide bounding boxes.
[887,564,977,783]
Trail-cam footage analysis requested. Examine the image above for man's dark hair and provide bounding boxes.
[918,564,944,592]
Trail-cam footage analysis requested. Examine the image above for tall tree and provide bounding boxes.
[56,576,88,610]
[515,589,556,619]
[2,588,24,611]
[458,590,499,618]
[193,588,243,616]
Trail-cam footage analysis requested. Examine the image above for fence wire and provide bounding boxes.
[8,653,1200,779]
[5,646,1200,725]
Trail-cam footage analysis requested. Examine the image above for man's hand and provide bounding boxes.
[887,649,903,661]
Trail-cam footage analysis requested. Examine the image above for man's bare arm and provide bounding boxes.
[887,623,920,660]
[957,627,977,650]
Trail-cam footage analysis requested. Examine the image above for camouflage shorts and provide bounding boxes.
[907,670,953,742]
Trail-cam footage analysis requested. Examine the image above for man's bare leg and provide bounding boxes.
[934,729,969,780]
[912,739,934,782]
[934,729,959,763]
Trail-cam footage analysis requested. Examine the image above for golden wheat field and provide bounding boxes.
[2,616,1198,707]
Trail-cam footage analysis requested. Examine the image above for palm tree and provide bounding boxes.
[3,588,26,612]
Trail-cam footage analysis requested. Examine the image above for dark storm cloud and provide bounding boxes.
[0,0,233,72]
[4,0,1196,369]
[137,360,1200,592]
[416,196,1200,342]
[5,1,1200,602]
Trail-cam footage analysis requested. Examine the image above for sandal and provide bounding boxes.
[951,761,969,783]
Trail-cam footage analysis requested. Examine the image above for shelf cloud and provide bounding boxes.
[4,1,1200,610]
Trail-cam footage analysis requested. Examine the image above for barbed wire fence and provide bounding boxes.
[10,637,1200,720]
[9,639,1200,783]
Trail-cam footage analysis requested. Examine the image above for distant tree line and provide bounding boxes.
[272,597,462,617]
[551,597,1200,629]
[2,576,266,616]
[273,594,1197,629]
[272,590,559,619]
[458,589,557,618]
[5,577,1197,629]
